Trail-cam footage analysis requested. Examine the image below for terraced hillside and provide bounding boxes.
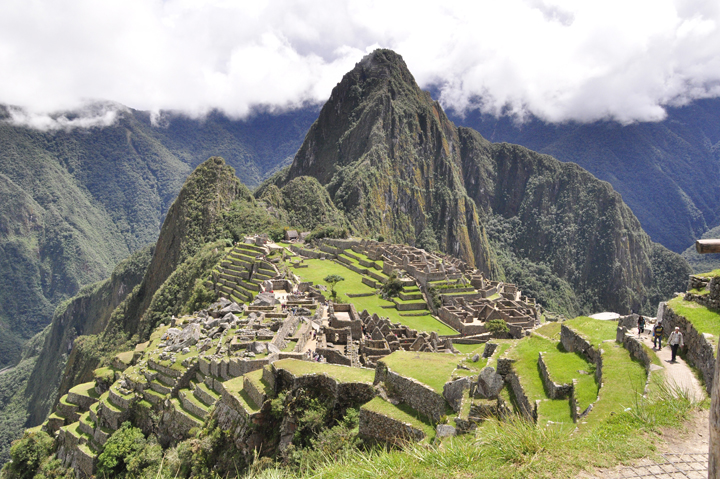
[3,235,705,479]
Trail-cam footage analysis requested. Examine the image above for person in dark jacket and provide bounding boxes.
[637,315,646,335]
[652,321,664,349]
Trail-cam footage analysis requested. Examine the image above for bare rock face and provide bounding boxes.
[436,424,457,438]
[443,377,471,412]
[165,323,201,352]
[476,367,504,399]
[249,342,267,355]
[254,292,277,306]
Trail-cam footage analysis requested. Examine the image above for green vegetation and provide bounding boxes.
[274,359,374,384]
[487,319,509,334]
[290,259,456,335]
[323,274,345,301]
[535,322,561,340]
[563,316,618,346]
[667,296,720,347]
[380,351,458,394]
[362,397,435,439]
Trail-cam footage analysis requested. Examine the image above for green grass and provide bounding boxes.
[540,347,597,412]
[290,259,456,335]
[245,369,274,398]
[506,336,572,423]
[564,316,617,346]
[694,268,720,278]
[361,397,436,440]
[535,322,561,340]
[587,342,647,425]
[380,351,458,394]
[667,296,720,349]
[453,343,485,354]
[282,340,298,352]
[273,359,375,384]
[69,381,99,399]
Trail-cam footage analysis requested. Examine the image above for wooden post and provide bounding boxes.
[695,239,720,254]
[698,238,720,478]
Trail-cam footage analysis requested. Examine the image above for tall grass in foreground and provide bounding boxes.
[241,381,703,479]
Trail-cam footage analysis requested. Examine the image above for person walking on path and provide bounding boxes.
[637,315,646,335]
[652,321,664,349]
[668,326,684,362]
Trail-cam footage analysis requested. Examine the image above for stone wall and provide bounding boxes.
[505,369,538,422]
[570,379,594,423]
[561,324,603,383]
[374,363,448,422]
[273,366,375,407]
[660,302,716,394]
[290,245,324,259]
[316,347,352,366]
[358,407,426,443]
[616,326,653,371]
[271,316,300,349]
[537,352,573,399]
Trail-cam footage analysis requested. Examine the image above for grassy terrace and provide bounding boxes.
[588,342,647,424]
[453,343,486,354]
[506,336,574,423]
[289,259,456,335]
[362,397,435,440]
[563,316,618,346]
[667,295,720,349]
[535,322,561,341]
[380,351,458,394]
[221,376,261,413]
[273,359,375,384]
[69,381,99,399]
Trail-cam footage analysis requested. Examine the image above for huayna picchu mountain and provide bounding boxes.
[265,49,690,316]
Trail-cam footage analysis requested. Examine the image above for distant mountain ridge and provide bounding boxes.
[445,100,720,255]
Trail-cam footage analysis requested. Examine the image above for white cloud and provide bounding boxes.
[0,0,719,124]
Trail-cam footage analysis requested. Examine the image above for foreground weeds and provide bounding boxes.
[243,382,702,479]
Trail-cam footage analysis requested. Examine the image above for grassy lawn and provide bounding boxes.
[535,322,561,340]
[291,259,456,335]
[667,296,720,349]
[273,359,375,384]
[362,397,436,439]
[380,350,458,394]
[564,316,617,346]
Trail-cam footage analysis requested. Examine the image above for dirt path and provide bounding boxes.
[579,329,709,478]
[638,330,706,400]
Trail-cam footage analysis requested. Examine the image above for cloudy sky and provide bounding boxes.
[1,0,720,127]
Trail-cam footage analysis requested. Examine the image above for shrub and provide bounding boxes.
[96,422,148,478]
[3,431,54,479]
[381,273,403,299]
[487,319,509,334]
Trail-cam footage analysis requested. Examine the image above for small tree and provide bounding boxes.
[324,274,345,301]
[486,319,509,335]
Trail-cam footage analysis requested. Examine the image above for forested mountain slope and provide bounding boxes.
[448,100,720,255]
